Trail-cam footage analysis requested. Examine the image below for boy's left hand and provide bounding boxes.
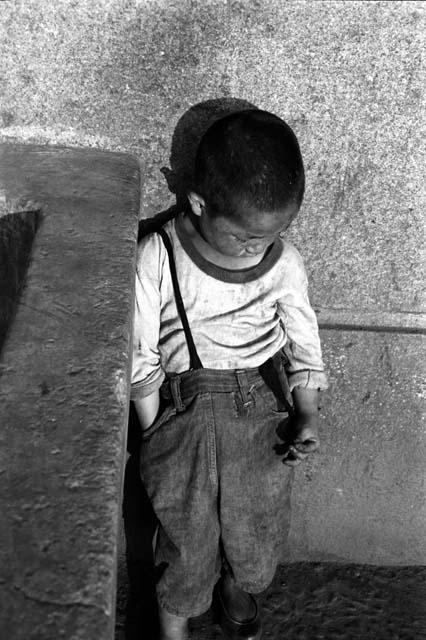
[281,413,320,467]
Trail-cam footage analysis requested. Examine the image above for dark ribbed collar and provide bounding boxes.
[174,213,283,284]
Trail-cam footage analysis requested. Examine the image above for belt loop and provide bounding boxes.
[169,374,185,413]
[236,370,252,407]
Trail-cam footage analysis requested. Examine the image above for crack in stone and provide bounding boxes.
[14,584,111,616]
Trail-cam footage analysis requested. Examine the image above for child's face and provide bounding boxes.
[197,201,299,259]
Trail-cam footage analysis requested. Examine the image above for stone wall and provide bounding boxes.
[1,0,425,565]
[0,145,140,639]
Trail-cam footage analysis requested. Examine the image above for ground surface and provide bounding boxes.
[116,561,426,640]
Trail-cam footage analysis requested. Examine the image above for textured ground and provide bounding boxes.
[116,560,426,640]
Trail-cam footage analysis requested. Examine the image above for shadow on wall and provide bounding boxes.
[0,209,42,362]
[162,96,257,208]
[140,97,257,236]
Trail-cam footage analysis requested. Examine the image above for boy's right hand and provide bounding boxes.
[281,413,320,467]
[133,390,161,431]
[276,386,320,467]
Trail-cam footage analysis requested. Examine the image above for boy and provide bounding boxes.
[131,109,328,640]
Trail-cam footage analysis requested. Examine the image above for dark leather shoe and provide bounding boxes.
[213,578,262,640]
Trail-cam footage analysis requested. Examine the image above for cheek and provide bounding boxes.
[209,226,240,253]
[218,239,245,257]
[219,238,243,255]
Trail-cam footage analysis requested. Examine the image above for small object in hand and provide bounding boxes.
[283,444,299,464]
[286,444,298,458]
[283,442,308,466]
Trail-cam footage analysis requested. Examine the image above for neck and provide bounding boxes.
[187,210,207,242]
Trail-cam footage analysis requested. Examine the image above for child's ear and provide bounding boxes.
[187,191,205,217]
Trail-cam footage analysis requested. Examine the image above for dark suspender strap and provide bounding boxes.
[157,228,203,370]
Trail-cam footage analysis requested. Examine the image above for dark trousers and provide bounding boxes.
[139,356,294,617]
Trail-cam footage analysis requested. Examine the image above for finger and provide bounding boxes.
[284,445,307,462]
[283,455,302,467]
[294,438,320,454]
[291,446,309,460]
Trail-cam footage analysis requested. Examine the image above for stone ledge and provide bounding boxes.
[0,144,140,640]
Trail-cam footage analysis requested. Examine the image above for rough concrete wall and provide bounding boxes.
[1,0,424,311]
[1,0,425,563]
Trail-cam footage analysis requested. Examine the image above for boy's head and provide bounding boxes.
[188,109,305,258]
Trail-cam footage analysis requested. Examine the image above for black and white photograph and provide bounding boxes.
[0,1,425,639]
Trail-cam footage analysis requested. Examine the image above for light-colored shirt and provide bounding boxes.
[131,213,328,399]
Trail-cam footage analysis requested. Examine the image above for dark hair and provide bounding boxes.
[193,109,305,218]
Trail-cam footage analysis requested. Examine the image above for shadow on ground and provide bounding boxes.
[116,555,426,640]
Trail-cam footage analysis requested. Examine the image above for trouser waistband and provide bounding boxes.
[161,367,263,412]
[160,352,292,413]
